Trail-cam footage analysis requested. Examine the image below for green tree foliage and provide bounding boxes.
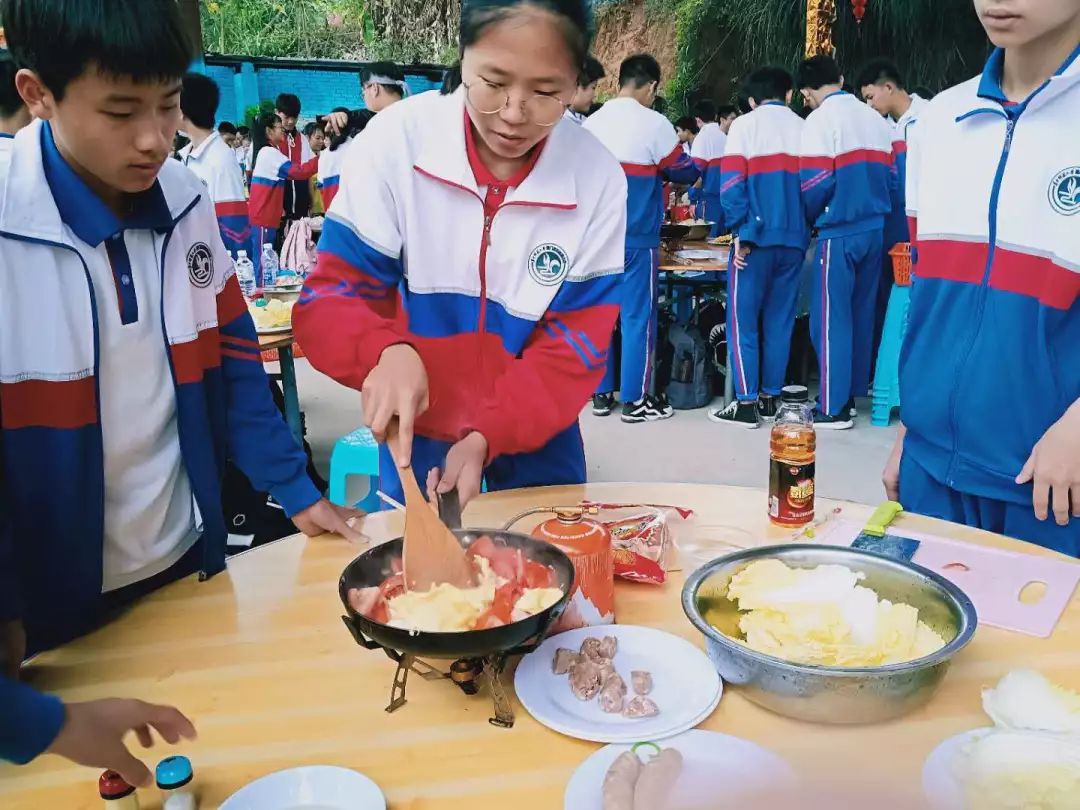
[200,0,372,59]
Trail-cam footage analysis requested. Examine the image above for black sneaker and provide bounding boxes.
[844,398,858,419]
[648,393,675,420]
[708,400,760,428]
[592,393,615,417]
[813,409,854,430]
[758,394,779,421]
[621,398,654,423]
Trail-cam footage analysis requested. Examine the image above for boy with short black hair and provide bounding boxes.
[274,91,312,219]
[709,66,808,428]
[361,62,408,113]
[304,120,327,153]
[0,0,359,766]
[565,55,605,124]
[716,103,738,134]
[585,54,700,423]
[179,72,250,257]
[796,54,895,429]
[884,0,1080,554]
[216,120,237,148]
[0,50,31,149]
[674,115,698,151]
[690,99,727,238]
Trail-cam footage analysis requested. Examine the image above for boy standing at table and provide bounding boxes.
[565,56,605,125]
[797,54,895,429]
[585,54,700,423]
[178,72,251,259]
[0,0,361,692]
[689,99,727,239]
[709,67,808,428]
[274,92,313,220]
[884,0,1080,554]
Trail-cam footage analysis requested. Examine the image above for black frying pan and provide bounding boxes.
[339,528,574,659]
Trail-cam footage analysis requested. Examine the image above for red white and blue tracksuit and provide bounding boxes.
[179,131,251,258]
[721,101,809,401]
[278,129,315,218]
[690,121,727,238]
[249,145,319,275]
[294,89,626,502]
[0,121,321,763]
[584,97,700,401]
[317,136,352,210]
[899,46,1080,555]
[800,91,895,416]
[884,94,929,249]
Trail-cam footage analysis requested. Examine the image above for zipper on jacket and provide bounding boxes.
[945,113,1015,486]
[477,213,493,333]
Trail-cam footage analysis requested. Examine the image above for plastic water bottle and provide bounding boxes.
[234,250,256,299]
[260,242,279,288]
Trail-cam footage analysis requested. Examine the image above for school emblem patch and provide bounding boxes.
[528,243,570,286]
[187,242,214,288]
[1048,166,1080,216]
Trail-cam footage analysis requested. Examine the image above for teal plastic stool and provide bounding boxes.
[871,284,912,426]
[329,427,381,513]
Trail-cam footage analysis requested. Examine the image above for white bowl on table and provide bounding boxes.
[219,765,385,810]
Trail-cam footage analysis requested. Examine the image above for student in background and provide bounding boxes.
[318,106,373,210]
[717,104,739,134]
[797,54,894,429]
[274,92,313,219]
[178,73,250,258]
[304,120,327,154]
[296,0,626,507]
[235,124,251,172]
[674,115,698,153]
[585,54,699,423]
[565,55,605,124]
[884,0,1080,554]
[361,62,408,112]
[216,120,237,148]
[0,0,357,763]
[689,99,727,238]
[709,67,807,428]
[249,111,319,274]
[0,50,32,175]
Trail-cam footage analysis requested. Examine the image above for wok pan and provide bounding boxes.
[339,528,575,659]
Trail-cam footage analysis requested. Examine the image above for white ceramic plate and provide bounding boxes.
[675,249,727,261]
[514,625,722,744]
[922,729,990,810]
[255,324,292,334]
[220,765,385,810]
[564,729,797,809]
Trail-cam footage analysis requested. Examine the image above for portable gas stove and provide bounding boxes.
[341,619,544,728]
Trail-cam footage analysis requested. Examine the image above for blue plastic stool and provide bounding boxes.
[871,284,912,426]
[329,427,381,513]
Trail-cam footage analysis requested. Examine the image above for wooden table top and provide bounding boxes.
[659,240,730,273]
[257,330,294,351]
[2,483,1076,809]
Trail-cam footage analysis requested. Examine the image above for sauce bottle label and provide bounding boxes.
[769,459,815,526]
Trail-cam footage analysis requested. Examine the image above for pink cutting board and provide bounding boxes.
[816,519,1080,638]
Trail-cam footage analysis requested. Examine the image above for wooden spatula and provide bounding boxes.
[387,422,474,592]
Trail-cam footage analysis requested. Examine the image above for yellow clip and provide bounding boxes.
[862,501,903,537]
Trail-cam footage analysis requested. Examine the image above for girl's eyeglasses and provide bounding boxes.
[463,79,568,128]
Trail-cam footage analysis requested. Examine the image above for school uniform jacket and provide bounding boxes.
[317,137,353,210]
[901,45,1080,506]
[0,120,321,655]
[799,91,895,239]
[689,121,727,227]
[885,93,929,247]
[584,97,700,248]
[249,145,319,228]
[719,101,808,251]
[278,130,315,217]
[294,89,627,465]
[179,131,251,256]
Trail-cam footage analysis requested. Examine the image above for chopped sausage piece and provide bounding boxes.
[631,670,653,696]
[347,586,388,623]
[568,658,604,701]
[596,659,616,682]
[623,695,660,718]
[602,750,642,810]
[552,648,581,675]
[599,671,627,714]
[598,635,618,659]
[580,636,604,660]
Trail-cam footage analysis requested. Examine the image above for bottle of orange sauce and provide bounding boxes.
[527,507,615,634]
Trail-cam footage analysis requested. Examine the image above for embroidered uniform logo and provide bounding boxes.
[528,243,570,286]
[1048,166,1080,216]
[187,243,214,288]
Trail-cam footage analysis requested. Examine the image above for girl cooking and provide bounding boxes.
[295,0,627,506]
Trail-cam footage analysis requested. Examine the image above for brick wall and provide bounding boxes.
[204,58,443,126]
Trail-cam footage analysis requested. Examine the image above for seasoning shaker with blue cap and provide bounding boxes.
[155,755,196,809]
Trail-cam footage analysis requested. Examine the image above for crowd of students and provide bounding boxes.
[0,0,1077,787]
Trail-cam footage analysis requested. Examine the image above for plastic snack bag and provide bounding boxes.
[582,503,696,585]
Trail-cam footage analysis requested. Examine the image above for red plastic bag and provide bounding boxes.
[582,502,695,585]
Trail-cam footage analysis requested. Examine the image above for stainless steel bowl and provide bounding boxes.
[682,544,977,724]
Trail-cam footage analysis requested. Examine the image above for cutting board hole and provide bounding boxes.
[943,562,970,573]
[1019,581,1048,605]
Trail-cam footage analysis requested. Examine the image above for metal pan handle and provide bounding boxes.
[437,488,463,530]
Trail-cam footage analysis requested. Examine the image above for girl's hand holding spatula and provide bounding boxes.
[363,344,429,468]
